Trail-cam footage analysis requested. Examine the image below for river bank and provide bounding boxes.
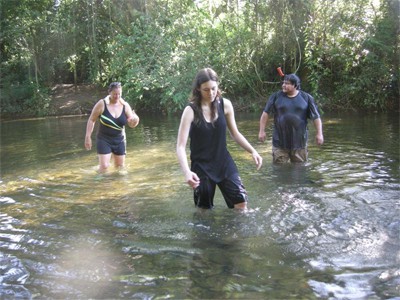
[48,84,105,116]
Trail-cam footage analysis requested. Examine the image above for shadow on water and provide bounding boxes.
[0,112,399,299]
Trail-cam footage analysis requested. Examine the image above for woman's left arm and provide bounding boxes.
[224,99,262,170]
[122,99,140,128]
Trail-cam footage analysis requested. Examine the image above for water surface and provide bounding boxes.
[0,112,399,299]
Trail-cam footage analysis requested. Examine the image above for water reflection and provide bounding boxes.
[269,162,322,186]
[0,112,399,298]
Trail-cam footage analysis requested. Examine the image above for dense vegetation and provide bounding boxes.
[1,0,399,116]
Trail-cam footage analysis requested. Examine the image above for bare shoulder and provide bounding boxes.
[102,95,110,105]
[182,105,194,119]
[94,98,105,110]
[222,98,234,114]
[119,97,128,106]
[177,105,193,127]
[122,99,133,111]
[89,99,105,119]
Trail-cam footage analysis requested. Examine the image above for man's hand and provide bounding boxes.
[258,131,266,143]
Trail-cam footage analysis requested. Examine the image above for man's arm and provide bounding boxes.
[313,118,324,146]
[258,112,269,142]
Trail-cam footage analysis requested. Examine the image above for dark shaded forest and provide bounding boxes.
[1,0,399,117]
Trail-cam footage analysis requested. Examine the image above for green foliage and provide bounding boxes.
[0,0,53,116]
[304,0,399,111]
[106,1,219,113]
[1,81,51,116]
[0,0,398,116]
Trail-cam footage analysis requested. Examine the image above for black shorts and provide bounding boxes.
[193,173,248,209]
[96,135,126,155]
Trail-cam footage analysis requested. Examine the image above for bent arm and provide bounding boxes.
[313,118,324,146]
[258,111,269,142]
[123,100,140,128]
[224,99,262,170]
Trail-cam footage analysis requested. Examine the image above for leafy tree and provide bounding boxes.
[304,0,399,111]
[0,0,54,116]
[0,0,398,116]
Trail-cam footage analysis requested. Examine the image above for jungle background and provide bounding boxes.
[0,0,399,118]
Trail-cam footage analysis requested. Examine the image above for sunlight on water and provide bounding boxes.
[0,113,399,299]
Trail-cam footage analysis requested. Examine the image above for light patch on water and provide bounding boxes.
[36,236,125,298]
[0,253,30,291]
[0,233,25,244]
[355,189,399,204]
[0,197,16,204]
[118,273,170,284]
[308,272,379,300]
[122,243,201,256]
[308,267,400,299]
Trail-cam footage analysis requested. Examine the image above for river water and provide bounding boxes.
[0,112,399,299]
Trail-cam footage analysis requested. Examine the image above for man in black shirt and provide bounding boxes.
[258,74,324,163]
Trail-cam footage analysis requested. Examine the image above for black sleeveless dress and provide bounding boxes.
[189,98,239,183]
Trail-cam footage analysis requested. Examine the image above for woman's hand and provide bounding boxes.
[84,136,92,150]
[128,114,140,128]
[252,151,263,170]
[185,171,200,189]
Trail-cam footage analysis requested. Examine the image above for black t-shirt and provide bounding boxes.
[263,91,320,150]
[189,98,238,183]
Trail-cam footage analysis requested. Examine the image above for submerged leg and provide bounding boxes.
[113,154,126,170]
[98,153,112,173]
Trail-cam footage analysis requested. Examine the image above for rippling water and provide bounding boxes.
[0,112,399,299]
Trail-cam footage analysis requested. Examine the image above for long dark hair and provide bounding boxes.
[190,68,222,125]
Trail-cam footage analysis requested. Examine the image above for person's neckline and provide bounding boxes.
[201,98,219,123]
[203,110,219,123]
[104,98,124,118]
[286,90,299,98]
